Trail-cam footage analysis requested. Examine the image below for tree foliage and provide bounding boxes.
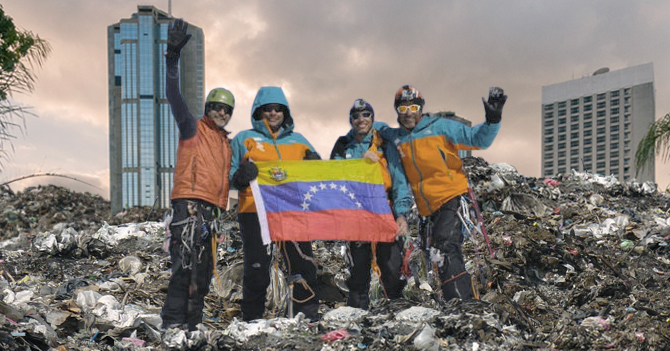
[0,5,51,169]
[635,112,670,176]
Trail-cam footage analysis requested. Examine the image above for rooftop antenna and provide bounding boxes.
[168,0,172,17]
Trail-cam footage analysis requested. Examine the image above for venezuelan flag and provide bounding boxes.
[250,159,397,244]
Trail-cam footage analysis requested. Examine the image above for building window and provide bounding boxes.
[544,161,553,168]
[571,148,579,155]
[610,151,619,158]
[558,118,566,125]
[584,96,592,103]
[571,123,579,130]
[624,140,630,148]
[544,169,554,176]
[597,136,606,144]
[597,119,606,126]
[597,162,605,168]
[584,121,592,128]
[558,134,566,141]
[624,97,630,104]
[571,132,579,139]
[584,146,592,154]
[558,101,567,108]
[544,104,554,111]
[558,151,566,158]
[624,132,630,139]
[624,124,630,131]
[597,144,606,152]
[558,142,566,149]
[584,139,592,145]
[624,88,631,96]
[611,159,619,167]
[611,90,620,98]
[545,153,554,160]
[571,98,580,106]
[624,106,630,113]
[545,128,554,135]
[597,153,606,160]
[571,140,579,147]
[597,93,606,100]
[624,114,630,122]
[611,168,619,175]
[584,163,592,171]
[597,110,606,117]
[571,107,579,114]
[558,126,566,133]
[583,155,592,162]
[584,104,592,112]
[611,99,619,106]
[558,109,566,116]
[611,142,619,149]
[544,120,554,127]
[558,167,567,173]
[611,125,619,132]
[597,101,606,109]
[611,107,619,115]
[584,130,592,137]
[544,144,553,151]
[545,112,554,118]
[624,159,629,166]
[558,159,566,166]
[610,116,619,124]
[584,112,592,119]
[571,115,580,122]
[545,136,554,143]
[611,133,619,141]
[597,127,606,135]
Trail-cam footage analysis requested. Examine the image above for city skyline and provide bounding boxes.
[2,1,670,202]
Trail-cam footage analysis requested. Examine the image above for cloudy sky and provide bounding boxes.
[2,0,670,199]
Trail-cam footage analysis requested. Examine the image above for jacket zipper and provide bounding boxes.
[409,137,433,214]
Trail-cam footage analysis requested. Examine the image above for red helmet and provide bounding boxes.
[394,85,424,107]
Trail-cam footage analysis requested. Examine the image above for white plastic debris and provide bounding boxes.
[395,306,441,324]
[413,324,439,351]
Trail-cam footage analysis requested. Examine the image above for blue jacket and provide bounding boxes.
[230,86,317,213]
[376,117,499,216]
[330,124,412,217]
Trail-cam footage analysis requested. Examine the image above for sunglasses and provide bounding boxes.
[351,111,372,120]
[260,104,283,113]
[396,104,421,114]
[212,104,232,115]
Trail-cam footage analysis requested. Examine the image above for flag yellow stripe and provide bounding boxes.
[255,159,382,185]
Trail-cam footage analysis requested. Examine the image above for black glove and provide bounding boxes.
[303,150,321,160]
[166,18,192,61]
[482,87,507,124]
[329,136,348,160]
[232,161,258,190]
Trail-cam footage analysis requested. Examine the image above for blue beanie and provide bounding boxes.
[349,99,374,120]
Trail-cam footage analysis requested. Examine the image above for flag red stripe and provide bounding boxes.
[267,209,397,242]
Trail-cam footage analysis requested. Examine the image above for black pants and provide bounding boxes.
[239,213,319,321]
[422,196,473,301]
[161,199,217,331]
[347,240,405,310]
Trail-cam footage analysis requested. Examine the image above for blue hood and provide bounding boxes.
[250,87,294,136]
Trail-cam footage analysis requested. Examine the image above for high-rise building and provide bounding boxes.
[107,6,205,213]
[541,63,655,183]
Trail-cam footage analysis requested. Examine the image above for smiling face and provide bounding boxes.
[351,110,373,136]
[396,102,422,130]
[206,103,232,128]
[259,103,285,131]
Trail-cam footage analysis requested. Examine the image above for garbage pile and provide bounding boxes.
[1,157,670,350]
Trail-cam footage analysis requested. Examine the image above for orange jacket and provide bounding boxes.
[171,117,232,209]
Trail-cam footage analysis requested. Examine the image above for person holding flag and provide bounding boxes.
[230,86,321,321]
[377,85,507,301]
[330,98,413,309]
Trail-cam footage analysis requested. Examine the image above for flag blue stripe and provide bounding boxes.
[259,180,391,214]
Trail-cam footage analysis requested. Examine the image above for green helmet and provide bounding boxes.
[206,88,235,109]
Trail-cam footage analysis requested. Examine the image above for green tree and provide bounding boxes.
[0,5,51,168]
[635,112,670,177]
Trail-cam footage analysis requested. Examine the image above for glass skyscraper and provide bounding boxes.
[107,6,204,213]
